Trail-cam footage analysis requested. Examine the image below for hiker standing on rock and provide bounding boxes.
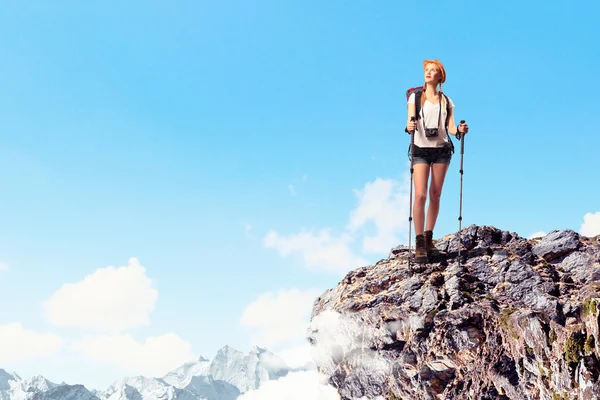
[405,59,468,263]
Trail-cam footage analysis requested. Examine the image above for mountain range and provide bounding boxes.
[0,345,302,400]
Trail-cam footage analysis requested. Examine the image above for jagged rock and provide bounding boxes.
[532,229,581,261]
[309,225,600,400]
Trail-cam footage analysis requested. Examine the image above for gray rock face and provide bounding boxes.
[309,225,600,400]
[532,229,581,261]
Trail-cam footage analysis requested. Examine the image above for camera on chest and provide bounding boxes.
[425,128,439,137]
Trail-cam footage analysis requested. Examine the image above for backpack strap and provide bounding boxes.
[443,93,450,127]
[414,90,422,120]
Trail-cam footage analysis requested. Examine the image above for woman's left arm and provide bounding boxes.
[447,101,458,136]
[447,98,468,136]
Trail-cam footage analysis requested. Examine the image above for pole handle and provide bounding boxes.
[409,116,417,134]
[456,120,466,140]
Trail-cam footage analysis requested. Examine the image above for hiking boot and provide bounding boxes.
[414,234,428,264]
[425,230,441,259]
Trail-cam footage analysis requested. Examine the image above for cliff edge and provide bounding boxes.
[308,225,600,400]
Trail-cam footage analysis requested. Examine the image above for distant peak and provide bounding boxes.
[0,369,20,381]
[217,344,241,354]
[0,369,19,391]
[250,345,267,354]
[27,374,49,381]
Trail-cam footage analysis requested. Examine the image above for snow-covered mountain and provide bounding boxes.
[1,371,23,391]
[208,345,289,393]
[0,345,302,400]
[99,376,204,400]
[0,369,66,400]
[20,377,57,393]
[30,385,99,400]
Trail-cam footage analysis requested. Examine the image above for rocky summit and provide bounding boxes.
[308,225,600,400]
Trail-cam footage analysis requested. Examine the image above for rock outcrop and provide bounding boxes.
[308,225,600,400]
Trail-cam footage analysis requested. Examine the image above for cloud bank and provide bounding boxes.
[71,332,194,377]
[241,288,321,349]
[264,177,410,274]
[237,370,340,400]
[0,322,62,363]
[581,211,600,237]
[42,257,158,332]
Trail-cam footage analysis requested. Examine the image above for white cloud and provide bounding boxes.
[347,178,410,253]
[242,308,396,400]
[0,261,8,271]
[276,343,316,370]
[0,322,62,363]
[42,257,158,332]
[581,212,600,237]
[263,177,410,274]
[305,310,392,400]
[241,288,321,349]
[289,184,297,196]
[308,310,385,370]
[263,229,368,274]
[528,231,546,239]
[237,370,340,400]
[71,333,194,377]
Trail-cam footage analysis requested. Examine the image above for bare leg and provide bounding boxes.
[413,164,430,235]
[426,163,450,231]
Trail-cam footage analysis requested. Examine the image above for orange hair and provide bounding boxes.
[423,59,446,83]
[421,59,447,109]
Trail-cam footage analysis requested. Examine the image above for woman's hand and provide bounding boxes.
[406,119,417,133]
[458,121,469,135]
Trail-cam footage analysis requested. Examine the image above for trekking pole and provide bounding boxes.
[407,116,416,271]
[456,120,466,265]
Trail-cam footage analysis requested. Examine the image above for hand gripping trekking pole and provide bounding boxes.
[456,120,466,265]
[407,116,416,271]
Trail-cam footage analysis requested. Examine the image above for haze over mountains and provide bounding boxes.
[0,345,305,400]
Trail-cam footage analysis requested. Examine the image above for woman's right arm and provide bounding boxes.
[406,93,417,132]
[407,102,416,132]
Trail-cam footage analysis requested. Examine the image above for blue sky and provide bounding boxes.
[1,0,599,392]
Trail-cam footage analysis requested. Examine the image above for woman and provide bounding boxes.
[406,59,468,263]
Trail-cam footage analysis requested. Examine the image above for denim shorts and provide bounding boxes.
[410,144,452,165]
